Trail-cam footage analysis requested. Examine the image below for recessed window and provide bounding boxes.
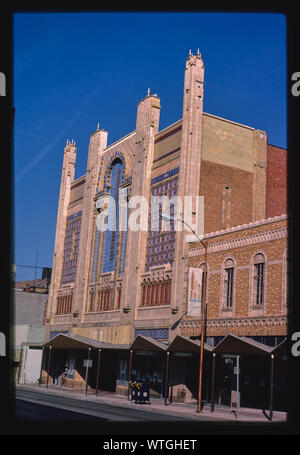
[225,268,234,307]
[223,258,234,308]
[253,253,265,306]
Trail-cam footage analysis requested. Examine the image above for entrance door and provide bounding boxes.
[216,356,235,406]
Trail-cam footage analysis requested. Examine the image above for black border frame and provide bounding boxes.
[1,6,299,441]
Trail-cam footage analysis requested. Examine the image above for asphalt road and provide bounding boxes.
[9,389,287,436]
[15,389,190,423]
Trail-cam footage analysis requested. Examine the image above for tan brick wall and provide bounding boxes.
[202,113,255,173]
[153,121,182,169]
[71,324,131,344]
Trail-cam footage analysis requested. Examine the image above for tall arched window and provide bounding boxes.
[117,287,122,310]
[224,258,234,308]
[89,291,95,312]
[156,281,161,305]
[141,281,146,307]
[151,281,155,306]
[249,251,267,316]
[165,278,170,305]
[253,253,265,306]
[102,159,124,273]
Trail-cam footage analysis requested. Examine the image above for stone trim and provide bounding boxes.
[103,131,136,152]
[203,111,256,131]
[180,315,287,330]
[188,227,287,257]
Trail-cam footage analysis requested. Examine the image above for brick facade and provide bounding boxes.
[199,160,254,233]
[181,215,287,340]
[266,144,287,218]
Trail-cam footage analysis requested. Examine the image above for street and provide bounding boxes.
[15,388,191,423]
[6,388,288,436]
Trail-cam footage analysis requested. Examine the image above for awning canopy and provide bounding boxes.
[42,332,130,351]
[41,331,286,357]
[168,334,214,354]
[212,333,273,356]
[130,334,167,352]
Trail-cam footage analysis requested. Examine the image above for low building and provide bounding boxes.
[13,288,48,383]
[178,214,288,410]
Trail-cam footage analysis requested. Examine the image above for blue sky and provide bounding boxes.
[13,12,287,281]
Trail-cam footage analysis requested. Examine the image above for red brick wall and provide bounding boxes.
[266,144,287,218]
[182,217,288,338]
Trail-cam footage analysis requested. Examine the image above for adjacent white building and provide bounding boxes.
[13,289,47,383]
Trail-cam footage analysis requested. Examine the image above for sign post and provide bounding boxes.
[84,347,92,395]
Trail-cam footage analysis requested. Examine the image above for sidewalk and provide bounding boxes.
[15,383,287,423]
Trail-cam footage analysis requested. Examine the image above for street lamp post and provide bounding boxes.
[161,213,207,413]
[197,240,208,413]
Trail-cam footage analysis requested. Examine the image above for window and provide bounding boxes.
[89,291,95,312]
[220,258,235,313]
[224,266,234,308]
[253,253,265,306]
[102,160,126,274]
[56,295,72,315]
[254,263,264,305]
[117,287,122,309]
[140,278,171,307]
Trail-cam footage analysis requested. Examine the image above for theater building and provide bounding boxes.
[41,50,287,411]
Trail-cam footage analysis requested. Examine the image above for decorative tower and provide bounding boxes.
[72,125,108,319]
[46,140,77,325]
[120,90,161,336]
[171,50,205,332]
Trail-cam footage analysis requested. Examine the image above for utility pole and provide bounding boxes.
[34,252,39,287]
[160,213,208,413]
